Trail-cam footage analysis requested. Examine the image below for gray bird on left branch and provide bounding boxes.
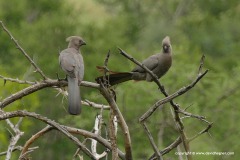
[59,36,86,115]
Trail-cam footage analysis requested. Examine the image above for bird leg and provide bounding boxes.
[56,72,67,81]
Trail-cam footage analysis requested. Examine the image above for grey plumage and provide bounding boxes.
[59,36,86,115]
[96,36,172,85]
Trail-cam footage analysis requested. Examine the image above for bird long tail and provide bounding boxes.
[96,72,132,86]
[67,76,81,115]
[96,66,133,86]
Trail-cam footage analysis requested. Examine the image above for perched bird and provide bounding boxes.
[59,36,86,115]
[96,36,172,85]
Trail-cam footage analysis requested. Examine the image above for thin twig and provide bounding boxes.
[188,123,213,142]
[149,137,182,160]
[148,119,213,160]
[171,107,191,160]
[0,146,38,156]
[83,99,110,110]
[142,122,163,160]
[217,85,240,102]
[103,50,111,87]
[177,109,207,123]
[20,125,53,157]
[0,75,36,85]
[0,21,48,80]
[198,55,205,74]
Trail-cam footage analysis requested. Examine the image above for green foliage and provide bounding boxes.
[0,0,239,159]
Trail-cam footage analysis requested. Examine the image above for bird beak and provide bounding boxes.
[82,41,86,45]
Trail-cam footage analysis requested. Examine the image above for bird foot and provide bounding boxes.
[56,72,67,81]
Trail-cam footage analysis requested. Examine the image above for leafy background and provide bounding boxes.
[0,0,239,159]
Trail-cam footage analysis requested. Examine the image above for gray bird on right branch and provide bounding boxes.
[96,36,172,86]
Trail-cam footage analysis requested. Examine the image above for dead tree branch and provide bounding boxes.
[91,115,109,159]
[0,75,36,85]
[5,118,24,160]
[0,79,99,109]
[149,137,182,160]
[139,69,208,122]
[142,122,163,160]
[0,110,97,159]
[82,99,110,110]
[109,109,118,160]
[0,146,38,157]
[188,123,213,142]
[0,21,48,80]
[20,124,125,159]
[149,122,212,160]
[100,86,132,160]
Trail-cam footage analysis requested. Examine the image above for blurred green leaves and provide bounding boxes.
[0,0,239,159]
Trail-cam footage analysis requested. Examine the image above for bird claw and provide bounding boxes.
[56,72,68,81]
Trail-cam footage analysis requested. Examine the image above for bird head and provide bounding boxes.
[66,36,86,50]
[162,36,171,53]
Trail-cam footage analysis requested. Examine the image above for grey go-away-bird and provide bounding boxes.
[59,36,86,115]
[96,36,172,85]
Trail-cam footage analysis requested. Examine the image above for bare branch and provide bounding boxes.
[82,99,110,110]
[102,50,111,87]
[217,85,240,102]
[0,79,99,109]
[54,88,108,111]
[150,122,212,160]
[20,125,52,157]
[0,110,96,159]
[0,76,105,110]
[141,122,163,160]
[91,115,109,159]
[20,124,125,159]
[5,118,24,160]
[0,146,38,157]
[109,109,118,159]
[149,137,182,160]
[177,108,207,122]
[0,75,36,85]
[139,69,208,122]
[100,86,132,160]
[170,108,191,160]
[198,55,205,74]
[0,21,48,80]
[188,123,213,142]
[104,50,111,69]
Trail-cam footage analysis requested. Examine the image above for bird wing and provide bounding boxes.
[59,48,76,78]
[132,54,159,73]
